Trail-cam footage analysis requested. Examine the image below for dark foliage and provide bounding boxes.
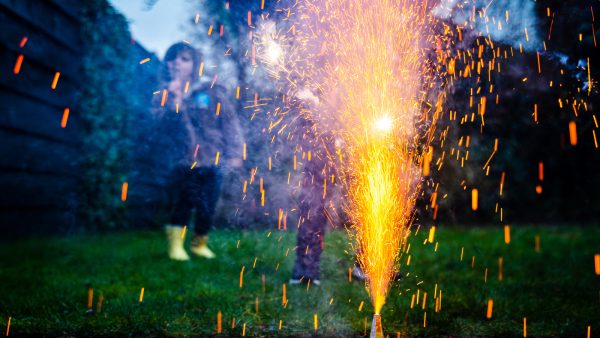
[78,0,158,231]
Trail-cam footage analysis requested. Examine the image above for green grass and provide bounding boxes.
[0,225,598,337]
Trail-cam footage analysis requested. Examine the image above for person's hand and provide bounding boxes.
[168,80,183,107]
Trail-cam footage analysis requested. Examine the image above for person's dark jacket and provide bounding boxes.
[149,82,244,176]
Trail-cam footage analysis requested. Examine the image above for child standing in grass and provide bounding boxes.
[152,42,243,260]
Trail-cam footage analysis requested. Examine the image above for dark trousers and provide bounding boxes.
[292,197,326,280]
[292,162,329,281]
[167,165,222,236]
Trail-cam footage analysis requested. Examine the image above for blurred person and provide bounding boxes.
[288,116,349,286]
[288,134,333,286]
[151,42,243,261]
[287,136,367,286]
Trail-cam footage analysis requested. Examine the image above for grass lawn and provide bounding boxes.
[0,225,598,337]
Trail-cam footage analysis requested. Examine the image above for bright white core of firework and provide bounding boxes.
[265,40,283,64]
[374,115,394,133]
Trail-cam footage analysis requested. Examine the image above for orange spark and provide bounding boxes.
[51,72,60,90]
[61,108,70,128]
[472,189,479,211]
[217,311,222,333]
[160,89,168,107]
[121,182,128,202]
[13,54,24,74]
[486,299,494,319]
[569,121,578,146]
[87,288,94,308]
[239,266,245,288]
[19,36,28,48]
[282,283,287,306]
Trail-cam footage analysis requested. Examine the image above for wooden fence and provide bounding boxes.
[0,0,156,236]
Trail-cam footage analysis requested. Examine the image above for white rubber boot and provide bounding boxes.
[190,235,216,259]
[165,225,190,261]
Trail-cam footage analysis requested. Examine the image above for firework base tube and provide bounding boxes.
[370,314,383,338]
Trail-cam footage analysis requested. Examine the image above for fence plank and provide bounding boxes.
[0,128,79,176]
[48,0,82,22]
[0,90,80,145]
[0,0,80,52]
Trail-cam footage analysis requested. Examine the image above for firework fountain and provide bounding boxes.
[257,0,443,335]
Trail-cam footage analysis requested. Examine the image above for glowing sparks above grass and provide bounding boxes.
[301,0,440,314]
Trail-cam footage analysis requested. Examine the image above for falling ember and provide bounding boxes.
[87,288,94,308]
[504,225,511,244]
[472,189,479,211]
[121,182,128,202]
[486,299,494,319]
[60,108,70,128]
[217,311,222,334]
[19,36,28,48]
[51,72,60,90]
[569,121,578,146]
[13,54,24,74]
[239,265,245,288]
[139,288,144,302]
[5,317,10,336]
[594,254,600,275]
[282,283,287,306]
[535,185,543,194]
[160,89,168,107]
